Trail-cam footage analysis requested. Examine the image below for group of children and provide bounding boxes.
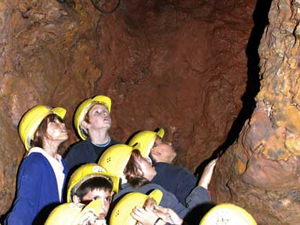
[3,95,257,225]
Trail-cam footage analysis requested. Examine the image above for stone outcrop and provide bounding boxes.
[211,0,300,224]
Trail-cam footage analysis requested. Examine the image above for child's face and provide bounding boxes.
[81,189,112,219]
[151,137,177,163]
[45,118,68,143]
[136,156,157,181]
[86,104,112,131]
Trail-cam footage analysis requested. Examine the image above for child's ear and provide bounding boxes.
[72,195,80,203]
[81,121,89,130]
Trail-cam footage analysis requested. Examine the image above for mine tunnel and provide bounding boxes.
[1,0,300,224]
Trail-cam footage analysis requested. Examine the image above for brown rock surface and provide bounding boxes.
[211,0,300,224]
[0,0,107,216]
[0,0,257,221]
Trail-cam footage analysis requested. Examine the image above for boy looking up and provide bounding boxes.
[65,95,118,172]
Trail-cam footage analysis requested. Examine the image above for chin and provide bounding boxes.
[60,135,69,142]
[169,156,176,163]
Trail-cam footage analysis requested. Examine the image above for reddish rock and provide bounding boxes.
[211,0,300,224]
[0,0,257,221]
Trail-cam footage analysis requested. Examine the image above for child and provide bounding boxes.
[65,95,118,172]
[5,105,69,225]
[128,129,175,163]
[67,163,119,219]
[98,144,214,219]
[125,149,217,202]
[129,129,216,205]
[45,200,106,225]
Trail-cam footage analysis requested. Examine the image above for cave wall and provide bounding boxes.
[0,0,108,215]
[0,0,256,218]
[97,0,257,170]
[211,0,300,224]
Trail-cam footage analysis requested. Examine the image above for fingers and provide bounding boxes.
[153,205,168,213]
[131,207,146,220]
[131,206,159,225]
[132,206,146,217]
[204,158,218,173]
[208,158,218,167]
[198,158,218,188]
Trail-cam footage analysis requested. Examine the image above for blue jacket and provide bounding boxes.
[65,137,118,173]
[4,152,68,225]
[152,162,197,205]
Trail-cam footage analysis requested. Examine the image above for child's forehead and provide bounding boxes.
[88,188,112,195]
[89,103,108,112]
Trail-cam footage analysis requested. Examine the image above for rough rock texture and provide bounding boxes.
[211,0,300,224]
[0,0,107,216]
[0,0,256,219]
[100,0,256,172]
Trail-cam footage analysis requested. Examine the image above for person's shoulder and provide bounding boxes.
[178,166,193,175]
[154,162,177,172]
[70,139,89,149]
[20,152,49,174]
[156,163,194,179]
[154,162,170,168]
[138,183,168,193]
[24,152,46,164]
[109,138,119,146]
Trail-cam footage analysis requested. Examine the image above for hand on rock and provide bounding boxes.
[198,158,218,189]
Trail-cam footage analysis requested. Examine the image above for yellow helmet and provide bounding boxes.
[128,128,164,158]
[19,105,66,151]
[67,163,119,202]
[200,203,257,225]
[74,95,111,140]
[45,200,103,225]
[110,189,163,225]
[98,144,133,179]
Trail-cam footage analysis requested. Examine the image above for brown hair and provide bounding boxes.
[30,114,63,148]
[124,149,150,188]
[74,176,113,203]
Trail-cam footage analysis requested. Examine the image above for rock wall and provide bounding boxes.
[211,0,300,224]
[0,0,256,219]
[99,0,256,171]
[0,0,107,216]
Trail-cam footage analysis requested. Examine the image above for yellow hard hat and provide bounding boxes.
[74,95,111,140]
[200,203,257,225]
[19,105,66,151]
[45,200,104,225]
[110,189,163,225]
[67,163,119,202]
[128,128,164,158]
[98,144,133,179]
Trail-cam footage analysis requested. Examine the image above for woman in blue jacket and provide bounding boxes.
[5,105,69,225]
